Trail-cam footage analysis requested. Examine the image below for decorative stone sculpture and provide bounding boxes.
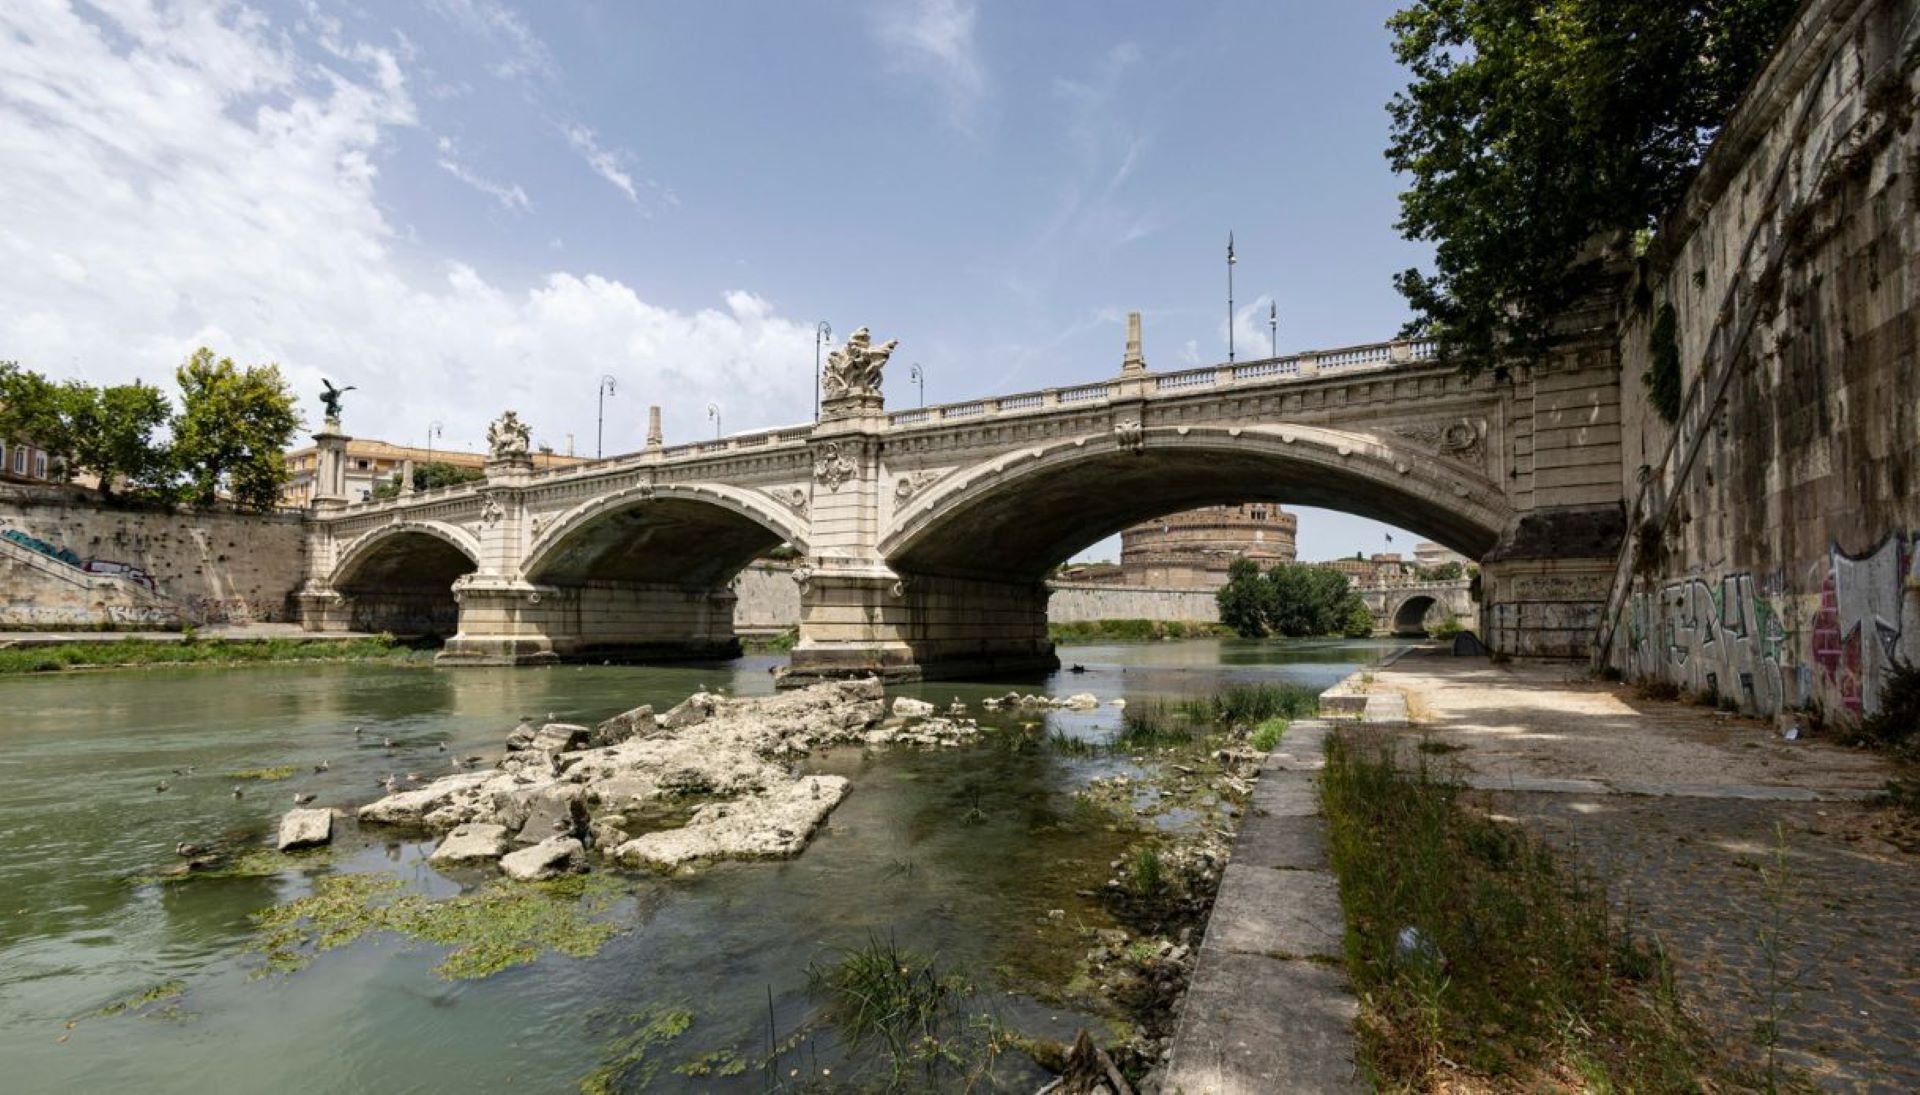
[821,327,897,401]
[488,410,532,458]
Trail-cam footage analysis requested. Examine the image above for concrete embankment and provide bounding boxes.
[1164,716,1362,1093]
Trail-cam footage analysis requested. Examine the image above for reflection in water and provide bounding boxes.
[0,638,1392,1092]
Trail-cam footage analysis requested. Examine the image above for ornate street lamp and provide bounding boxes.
[1269,300,1278,359]
[707,402,722,439]
[813,321,832,421]
[909,362,925,407]
[1226,232,1237,364]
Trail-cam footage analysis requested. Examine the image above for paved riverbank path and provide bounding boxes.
[1372,651,1920,1091]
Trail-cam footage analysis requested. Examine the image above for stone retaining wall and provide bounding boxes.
[0,485,308,627]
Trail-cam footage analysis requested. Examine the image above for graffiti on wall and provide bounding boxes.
[1623,532,1920,718]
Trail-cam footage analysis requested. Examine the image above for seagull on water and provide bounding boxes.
[231,786,244,799]
[176,842,210,857]
[314,761,330,773]
[292,792,317,806]
[154,781,170,793]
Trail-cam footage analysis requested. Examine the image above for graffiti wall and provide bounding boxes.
[1623,533,1920,719]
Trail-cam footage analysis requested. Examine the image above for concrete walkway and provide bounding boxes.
[1163,719,1363,1093]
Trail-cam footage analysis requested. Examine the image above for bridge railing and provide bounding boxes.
[885,338,1436,430]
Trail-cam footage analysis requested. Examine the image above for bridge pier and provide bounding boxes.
[438,576,740,666]
[780,569,1059,685]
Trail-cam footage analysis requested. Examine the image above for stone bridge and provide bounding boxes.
[1358,580,1476,637]
[297,316,1624,680]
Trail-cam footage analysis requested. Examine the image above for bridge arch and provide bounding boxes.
[1391,594,1440,637]
[328,521,482,637]
[882,425,1508,581]
[521,483,807,586]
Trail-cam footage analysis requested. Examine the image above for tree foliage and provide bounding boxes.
[1386,0,1800,375]
[171,349,302,509]
[1218,559,1376,639]
[371,461,486,500]
[0,362,171,496]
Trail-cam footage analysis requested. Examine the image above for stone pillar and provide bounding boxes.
[1121,311,1148,375]
[1478,506,1624,658]
[646,405,663,449]
[310,425,350,511]
[398,457,416,496]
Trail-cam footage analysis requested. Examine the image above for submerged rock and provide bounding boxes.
[276,808,332,851]
[429,822,511,863]
[891,696,936,718]
[1063,693,1100,711]
[499,836,586,881]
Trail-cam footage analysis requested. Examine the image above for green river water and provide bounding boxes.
[0,638,1394,1093]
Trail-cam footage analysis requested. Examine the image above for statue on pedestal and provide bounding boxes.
[821,327,897,401]
[487,410,532,458]
[319,379,356,426]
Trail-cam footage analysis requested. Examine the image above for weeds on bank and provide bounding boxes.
[0,634,427,674]
[1320,731,1740,1090]
[1248,718,1286,752]
[1047,619,1231,644]
[1177,682,1319,726]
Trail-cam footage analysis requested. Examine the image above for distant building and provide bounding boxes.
[283,438,587,505]
[1310,553,1419,587]
[1414,541,1470,569]
[1061,505,1298,589]
[0,434,60,485]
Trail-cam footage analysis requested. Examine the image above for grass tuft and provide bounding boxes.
[1178,682,1320,726]
[1320,730,1740,1089]
[0,634,425,675]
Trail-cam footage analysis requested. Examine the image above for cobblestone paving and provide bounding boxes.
[1490,786,1919,1092]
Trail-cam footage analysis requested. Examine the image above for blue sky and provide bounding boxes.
[0,0,1434,561]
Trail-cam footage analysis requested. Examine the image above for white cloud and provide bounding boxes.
[0,1,813,459]
[874,0,987,134]
[561,123,641,205]
[436,135,530,210]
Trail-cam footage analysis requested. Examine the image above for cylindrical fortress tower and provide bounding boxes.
[1117,504,1297,588]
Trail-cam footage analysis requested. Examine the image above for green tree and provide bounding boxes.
[1219,561,1378,640]
[1417,561,1465,582]
[170,348,302,509]
[370,460,485,500]
[0,361,74,463]
[1217,558,1275,637]
[61,379,173,497]
[1386,0,1799,375]
[0,363,172,497]
[1340,598,1378,638]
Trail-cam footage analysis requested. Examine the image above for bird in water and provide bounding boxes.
[175,841,209,857]
[171,765,196,776]
[1069,664,1087,674]
[353,725,363,738]
[154,781,170,793]
[436,742,447,752]
[380,774,399,792]
[292,792,317,806]
[383,736,395,749]
[313,760,330,773]
[231,786,244,799]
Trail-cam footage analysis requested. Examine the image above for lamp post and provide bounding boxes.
[707,402,721,439]
[595,375,616,458]
[423,420,442,491]
[813,321,832,421]
[1226,232,1237,364]
[909,362,924,407]
[1269,300,1278,359]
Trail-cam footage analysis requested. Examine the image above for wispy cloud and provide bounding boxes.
[873,0,988,134]
[423,0,554,83]
[435,136,529,211]
[561,123,639,205]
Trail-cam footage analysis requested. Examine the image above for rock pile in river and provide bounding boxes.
[357,679,982,876]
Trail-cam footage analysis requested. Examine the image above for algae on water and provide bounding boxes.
[248,871,627,980]
[578,1005,696,1094]
[226,766,297,781]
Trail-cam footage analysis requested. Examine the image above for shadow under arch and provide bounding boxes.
[1391,593,1440,637]
[869,425,1509,679]
[330,522,482,637]
[883,425,1507,581]
[505,484,807,662]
